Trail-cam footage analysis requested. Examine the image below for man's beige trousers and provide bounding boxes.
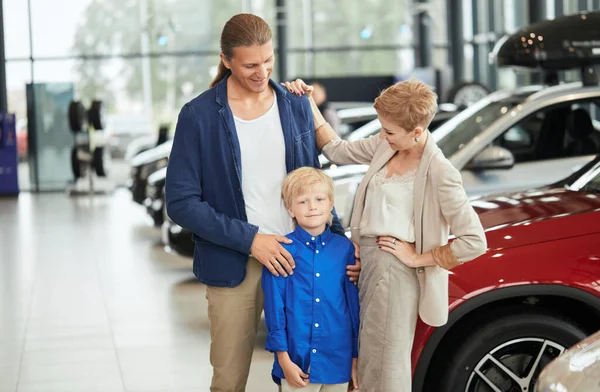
[205,257,264,392]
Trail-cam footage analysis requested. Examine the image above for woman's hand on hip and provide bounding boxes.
[377,236,418,268]
[281,79,313,97]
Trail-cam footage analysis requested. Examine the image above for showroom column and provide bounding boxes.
[471,0,487,84]
[415,0,432,67]
[447,0,464,83]
[529,0,547,23]
[554,0,563,17]
[487,0,503,91]
[0,0,8,112]
[276,0,288,81]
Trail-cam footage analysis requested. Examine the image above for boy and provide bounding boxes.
[262,167,360,391]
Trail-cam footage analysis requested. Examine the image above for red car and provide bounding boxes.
[411,155,600,392]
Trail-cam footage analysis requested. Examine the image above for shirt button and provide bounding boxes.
[315,298,320,303]
[316,250,319,254]
[322,242,325,246]
[316,273,320,277]
[311,237,315,241]
[315,323,319,328]
[306,242,310,245]
[312,349,317,353]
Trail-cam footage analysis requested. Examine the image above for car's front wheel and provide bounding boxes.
[435,310,588,392]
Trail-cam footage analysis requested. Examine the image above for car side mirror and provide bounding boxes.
[466,146,515,171]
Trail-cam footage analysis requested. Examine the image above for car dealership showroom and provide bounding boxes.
[2,0,600,391]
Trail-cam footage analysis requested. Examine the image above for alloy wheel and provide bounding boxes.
[464,337,565,392]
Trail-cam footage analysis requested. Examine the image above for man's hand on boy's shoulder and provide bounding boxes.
[251,233,295,277]
[346,241,361,283]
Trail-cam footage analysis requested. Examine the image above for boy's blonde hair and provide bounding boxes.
[374,78,438,131]
[281,167,334,227]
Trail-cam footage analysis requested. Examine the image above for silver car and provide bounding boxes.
[327,81,600,227]
[535,329,600,392]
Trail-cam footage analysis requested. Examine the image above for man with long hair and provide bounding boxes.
[165,14,357,392]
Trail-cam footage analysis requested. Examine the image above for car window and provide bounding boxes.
[562,101,600,158]
[489,99,600,165]
[503,127,532,147]
[437,99,525,158]
[492,113,543,163]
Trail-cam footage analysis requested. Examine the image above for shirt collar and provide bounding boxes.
[293,225,332,247]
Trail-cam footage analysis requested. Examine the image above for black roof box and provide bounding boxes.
[490,12,600,71]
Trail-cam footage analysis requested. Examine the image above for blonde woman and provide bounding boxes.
[282,79,487,391]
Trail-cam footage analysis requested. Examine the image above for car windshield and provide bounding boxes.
[565,156,600,192]
[578,161,600,193]
[435,93,533,158]
[582,171,600,193]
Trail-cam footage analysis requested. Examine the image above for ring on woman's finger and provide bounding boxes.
[392,238,396,245]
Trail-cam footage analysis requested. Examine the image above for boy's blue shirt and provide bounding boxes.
[262,225,360,385]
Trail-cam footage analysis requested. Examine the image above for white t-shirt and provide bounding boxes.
[234,97,293,236]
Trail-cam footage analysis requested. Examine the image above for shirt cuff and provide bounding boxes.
[431,243,462,270]
[265,330,288,353]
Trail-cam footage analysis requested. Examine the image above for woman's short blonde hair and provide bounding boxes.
[281,167,334,227]
[374,78,438,131]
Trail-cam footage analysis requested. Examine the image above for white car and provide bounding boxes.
[328,81,600,227]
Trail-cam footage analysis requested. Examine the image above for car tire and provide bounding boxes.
[435,309,588,392]
[446,81,491,107]
[68,101,87,132]
[88,100,105,130]
[71,147,82,179]
[152,207,164,227]
[92,146,110,177]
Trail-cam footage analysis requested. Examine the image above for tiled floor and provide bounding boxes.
[0,189,274,392]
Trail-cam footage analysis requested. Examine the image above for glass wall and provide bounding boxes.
[4,0,246,190]
[4,0,449,190]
